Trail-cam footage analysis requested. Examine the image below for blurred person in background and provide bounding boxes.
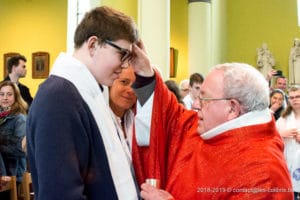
[0,81,27,199]
[164,80,183,104]
[179,79,189,99]
[269,89,286,120]
[276,85,300,200]
[183,73,204,110]
[4,55,33,108]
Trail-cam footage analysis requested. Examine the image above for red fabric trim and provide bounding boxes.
[132,70,198,189]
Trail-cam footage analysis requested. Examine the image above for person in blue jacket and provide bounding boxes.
[0,81,27,183]
[0,81,27,199]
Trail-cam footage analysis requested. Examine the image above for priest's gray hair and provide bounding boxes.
[212,63,270,113]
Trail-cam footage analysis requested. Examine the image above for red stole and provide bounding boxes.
[131,72,198,189]
[166,120,293,200]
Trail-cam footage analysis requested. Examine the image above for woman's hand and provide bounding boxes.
[270,102,282,112]
[140,183,175,200]
[0,176,11,190]
[295,130,300,143]
[280,128,298,138]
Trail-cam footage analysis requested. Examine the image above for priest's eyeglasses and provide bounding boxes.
[198,97,231,108]
[104,39,132,63]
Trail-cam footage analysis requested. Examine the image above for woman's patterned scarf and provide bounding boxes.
[0,107,11,125]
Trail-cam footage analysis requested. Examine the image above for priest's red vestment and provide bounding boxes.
[166,119,293,199]
[131,72,199,189]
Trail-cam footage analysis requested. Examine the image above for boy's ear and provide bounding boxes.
[87,36,99,55]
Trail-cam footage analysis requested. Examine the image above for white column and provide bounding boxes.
[188,0,211,76]
[89,0,100,9]
[67,0,101,53]
[211,0,227,66]
[138,0,170,79]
